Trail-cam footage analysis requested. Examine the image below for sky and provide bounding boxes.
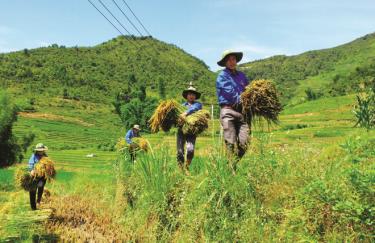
[0,0,374,70]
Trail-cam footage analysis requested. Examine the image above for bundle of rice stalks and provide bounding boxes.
[115,138,127,152]
[179,110,211,135]
[240,79,282,125]
[132,137,149,152]
[149,100,184,132]
[15,167,35,191]
[35,157,56,181]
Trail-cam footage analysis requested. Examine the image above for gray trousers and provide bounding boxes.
[220,107,250,160]
[177,129,197,164]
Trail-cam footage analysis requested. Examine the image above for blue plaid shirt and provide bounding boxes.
[216,68,249,105]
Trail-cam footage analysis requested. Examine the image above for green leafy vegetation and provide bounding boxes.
[353,88,375,130]
[0,36,216,104]
[0,90,34,167]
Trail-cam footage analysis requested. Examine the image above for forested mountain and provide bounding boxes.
[1,33,374,106]
[0,36,216,103]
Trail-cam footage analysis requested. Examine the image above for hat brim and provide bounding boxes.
[182,90,201,100]
[217,52,243,67]
[34,147,48,152]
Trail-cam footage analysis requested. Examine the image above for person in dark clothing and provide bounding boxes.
[28,143,49,210]
[177,83,203,174]
[125,125,141,162]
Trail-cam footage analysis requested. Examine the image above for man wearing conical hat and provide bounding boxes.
[216,50,250,172]
[177,82,202,174]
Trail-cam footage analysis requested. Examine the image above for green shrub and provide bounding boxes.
[353,89,375,130]
[0,91,33,167]
[281,124,308,131]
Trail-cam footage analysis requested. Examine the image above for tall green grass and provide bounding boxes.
[114,131,374,242]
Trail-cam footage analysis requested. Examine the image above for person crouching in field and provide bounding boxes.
[28,143,48,210]
[125,124,141,162]
[216,50,250,172]
[177,83,202,174]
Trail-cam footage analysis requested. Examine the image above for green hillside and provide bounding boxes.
[240,32,375,105]
[1,33,375,108]
[0,36,216,103]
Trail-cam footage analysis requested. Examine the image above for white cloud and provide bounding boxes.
[38,41,51,47]
[227,41,287,62]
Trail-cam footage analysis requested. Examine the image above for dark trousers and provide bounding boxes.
[129,144,138,162]
[177,129,197,165]
[29,178,46,210]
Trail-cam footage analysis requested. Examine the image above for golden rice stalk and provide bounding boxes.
[132,137,149,152]
[35,157,56,181]
[115,138,127,152]
[15,167,35,191]
[240,79,282,125]
[149,100,184,132]
[180,110,211,135]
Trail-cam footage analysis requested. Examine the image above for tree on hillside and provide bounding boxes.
[158,78,166,99]
[115,84,158,132]
[137,84,146,102]
[305,88,322,101]
[0,91,34,167]
[120,97,158,131]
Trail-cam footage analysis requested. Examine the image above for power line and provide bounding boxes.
[89,0,176,65]
[115,0,161,54]
[120,0,152,37]
[97,0,140,47]
[111,0,144,36]
[87,0,138,48]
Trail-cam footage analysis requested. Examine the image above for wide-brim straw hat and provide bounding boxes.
[182,86,201,99]
[217,50,243,67]
[34,143,48,152]
[133,124,141,130]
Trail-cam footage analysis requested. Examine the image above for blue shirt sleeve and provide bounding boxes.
[216,72,238,105]
[125,130,133,144]
[186,102,202,115]
[28,154,36,171]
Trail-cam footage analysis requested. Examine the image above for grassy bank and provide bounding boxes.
[0,94,374,241]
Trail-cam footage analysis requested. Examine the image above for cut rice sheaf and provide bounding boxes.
[149,100,184,133]
[15,167,35,191]
[241,79,282,125]
[34,157,57,181]
[179,110,211,135]
[149,99,210,135]
[132,137,149,152]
